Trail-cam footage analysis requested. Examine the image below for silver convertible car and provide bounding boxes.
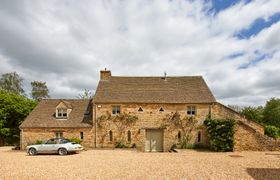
[26,138,84,155]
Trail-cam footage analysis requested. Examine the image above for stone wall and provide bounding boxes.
[234,121,280,151]
[211,102,264,134]
[94,103,211,151]
[20,127,94,150]
[212,102,280,151]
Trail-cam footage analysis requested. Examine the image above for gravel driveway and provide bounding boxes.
[0,147,280,180]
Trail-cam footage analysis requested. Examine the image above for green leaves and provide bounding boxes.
[264,125,280,139]
[0,91,37,144]
[204,118,235,152]
[31,81,50,100]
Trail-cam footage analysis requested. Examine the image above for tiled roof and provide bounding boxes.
[93,76,216,103]
[20,99,93,128]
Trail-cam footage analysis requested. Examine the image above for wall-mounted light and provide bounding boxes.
[97,105,102,108]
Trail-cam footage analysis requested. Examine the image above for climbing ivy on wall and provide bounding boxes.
[204,118,235,152]
[97,112,138,145]
[161,112,198,149]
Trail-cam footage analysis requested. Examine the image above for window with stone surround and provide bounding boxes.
[109,130,113,142]
[138,107,143,112]
[159,107,164,112]
[187,106,196,115]
[197,131,201,143]
[127,130,131,143]
[112,105,121,115]
[80,132,84,140]
[55,132,63,138]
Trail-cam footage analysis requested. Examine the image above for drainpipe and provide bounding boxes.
[20,128,23,150]
[94,103,98,148]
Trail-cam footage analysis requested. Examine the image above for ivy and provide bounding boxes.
[204,118,235,152]
[97,112,138,143]
[161,112,198,149]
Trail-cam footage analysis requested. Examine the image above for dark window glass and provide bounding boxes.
[55,132,63,138]
[159,107,164,112]
[109,130,113,142]
[80,132,84,140]
[178,131,181,141]
[138,107,143,112]
[187,106,196,115]
[112,106,121,115]
[127,130,131,143]
[57,109,67,118]
[198,131,201,143]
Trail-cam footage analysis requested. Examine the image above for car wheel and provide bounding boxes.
[58,148,67,155]
[28,148,37,155]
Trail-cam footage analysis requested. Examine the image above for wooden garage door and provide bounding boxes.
[145,129,163,152]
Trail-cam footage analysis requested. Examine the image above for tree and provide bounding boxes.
[0,91,37,145]
[263,98,280,128]
[77,89,93,99]
[240,106,264,124]
[31,81,50,100]
[0,72,24,95]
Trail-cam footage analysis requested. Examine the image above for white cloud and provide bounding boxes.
[0,0,279,106]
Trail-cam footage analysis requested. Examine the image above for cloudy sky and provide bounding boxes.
[0,0,280,106]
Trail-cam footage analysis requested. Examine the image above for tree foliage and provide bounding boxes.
[0,72,24,95]
[204,118,235,152]
[264,125,280,139]
[31,81,50,100]
[77,89,94,99]
[0,91,37,145]
[263,98,280,128]
[240,106,264,124]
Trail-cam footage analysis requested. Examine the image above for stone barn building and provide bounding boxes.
[20,70,279,152]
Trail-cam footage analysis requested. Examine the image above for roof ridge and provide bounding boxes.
[111,75,203,78]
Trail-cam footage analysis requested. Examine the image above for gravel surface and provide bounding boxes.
[0,147,280,180]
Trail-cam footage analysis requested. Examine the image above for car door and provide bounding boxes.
[42,139,57,153]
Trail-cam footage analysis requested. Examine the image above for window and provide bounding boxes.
[127,130,131,143]
[55,132,63,138]
[178,131,181,141]
[159,107,164,112]
[138,107,143,112]
[80,132,84,140]
[57,108,67,118]
[46,139,57,144]
[187,106,196,115]
[109,130,113,142]
[112,106,121,115]
[197,131,201,143]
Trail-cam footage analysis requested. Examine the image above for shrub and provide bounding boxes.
[204,118,235,152]
[180,135,191,149]
[35,140,43,144]
[265,125,280,139]
[69,137,81,144]
[115,140,129,148]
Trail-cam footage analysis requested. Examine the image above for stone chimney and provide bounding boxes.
[100,68,111,80]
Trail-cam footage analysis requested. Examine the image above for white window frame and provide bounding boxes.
[56,108,68,119]
[187,106,196,116]
[112,105,121,115]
